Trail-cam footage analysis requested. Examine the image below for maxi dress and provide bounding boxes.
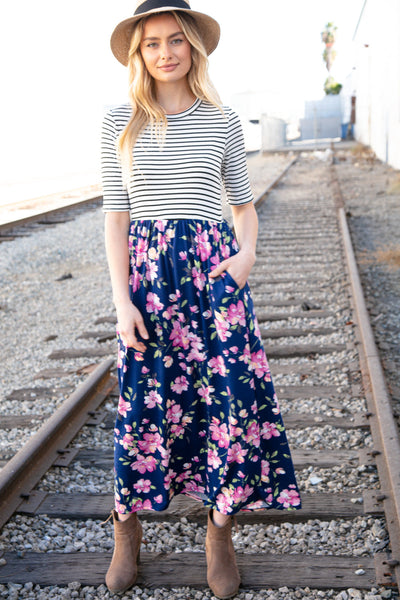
[101,98,301,515]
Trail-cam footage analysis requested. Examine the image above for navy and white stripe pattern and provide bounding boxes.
[101,99,254,220]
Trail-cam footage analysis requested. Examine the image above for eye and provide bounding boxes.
[171,38,184,45]
[147,42,159,48]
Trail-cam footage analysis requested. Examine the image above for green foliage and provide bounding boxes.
[324,76,342,95]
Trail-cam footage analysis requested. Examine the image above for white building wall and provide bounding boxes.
[354,0,400,168]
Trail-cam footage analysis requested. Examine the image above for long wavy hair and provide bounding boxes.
[117,11,223,175]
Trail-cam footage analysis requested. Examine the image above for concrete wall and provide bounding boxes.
[300,96,342,140]
[354,0,400,168]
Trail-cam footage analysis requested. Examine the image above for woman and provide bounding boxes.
[101,2,301,597]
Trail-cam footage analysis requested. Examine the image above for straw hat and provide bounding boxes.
[110,0,220,66]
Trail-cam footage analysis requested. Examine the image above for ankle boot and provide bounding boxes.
[205,509,240,599]
[105,509,142,593]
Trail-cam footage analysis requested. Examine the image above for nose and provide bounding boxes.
[160,41,172,60]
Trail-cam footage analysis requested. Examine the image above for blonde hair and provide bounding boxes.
[118,11,223,173]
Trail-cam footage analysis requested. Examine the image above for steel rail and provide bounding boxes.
[254,156,298,208]
[0,194,102,235]
[331,161,400,588]
[0,358,116,529]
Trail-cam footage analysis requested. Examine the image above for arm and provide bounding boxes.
[105,211,149,352]
[209,201,257,288]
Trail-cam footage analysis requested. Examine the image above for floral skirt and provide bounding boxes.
[114,219,301,515]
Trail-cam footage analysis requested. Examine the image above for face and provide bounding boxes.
[140,13,192,85]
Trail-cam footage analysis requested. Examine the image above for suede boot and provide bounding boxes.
[205,509,241,599]
[105,510,142,594]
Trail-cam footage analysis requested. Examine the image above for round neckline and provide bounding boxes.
[165,98,201,119]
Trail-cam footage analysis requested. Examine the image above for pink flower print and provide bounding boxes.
[197,384,215,405]
[131,498,152,511]
[165,227,175,241]
[244,421,261,447]
[239,409,248,419]
[130,270,142,293]
[169,321,190,349]
[227,442,248,464]
[182,414,193,426]
[120,433,134,451]
[211,224,221,243]
[187,347,207,362]
[210,254,221,268]
[141,366,150,375]
[115,500,127,513]
[138,432,163,454]
[169,290,181,302]
[195,230,212,261]
[155,220,166,232]
[148,246,159,261]
[163,355,173,368]
[179,251,187,260]
[145,261,158,283]
[154,494,164,504]
[131,454,157,474]
[190,305,199,314]
[250,349,270,378]
[230,346,239,354]
[116,347,127,371]
[135,237,149,267]
[261,460,270,483]
[202,309,212,320]
[232,484,253,503]
[220,244,231,259]
[192,267,207,291]
[227,301,246,326]
[157,233,168,251]
[166,403,183,424]
[275,467,286,475]
[229,420,243,438]
[164,469,176,489]
[210,419,230,449]
[171,375,189,394]
[214,312,231,342]
[260,422,281,440]
[144,390,163,409]
[251,401,258,414]
[253,315,261,338]
[146,292,164,314]
[133,478,152,493]
[208,355,227,376]
[134,352,144,361]
[277,488,301,508]
[216,488,234,513]
[238,345,251,365]
[207,448,222,469]
[171,423,185,437]
[118,396,132,418]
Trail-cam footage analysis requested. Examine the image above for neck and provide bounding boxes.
[155,80,196,115]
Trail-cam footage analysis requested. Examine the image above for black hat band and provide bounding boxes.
[134,0,190,16]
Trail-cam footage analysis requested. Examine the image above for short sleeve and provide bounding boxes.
[101,110,130,212]
[222,110,254,206]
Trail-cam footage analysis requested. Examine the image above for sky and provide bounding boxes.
[0,0,365,201]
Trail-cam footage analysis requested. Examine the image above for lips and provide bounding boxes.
[159,63,178,71]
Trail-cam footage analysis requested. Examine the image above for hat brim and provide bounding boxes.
[110,7,220,66]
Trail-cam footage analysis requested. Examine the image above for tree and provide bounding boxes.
[321,22,341,95]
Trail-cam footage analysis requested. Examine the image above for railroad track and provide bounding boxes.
[0,151,399,596]
[0,194,102,244]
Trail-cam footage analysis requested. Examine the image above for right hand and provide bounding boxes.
[116,300,149,353]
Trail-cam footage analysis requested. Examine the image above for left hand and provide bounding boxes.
[209,249,256,289]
